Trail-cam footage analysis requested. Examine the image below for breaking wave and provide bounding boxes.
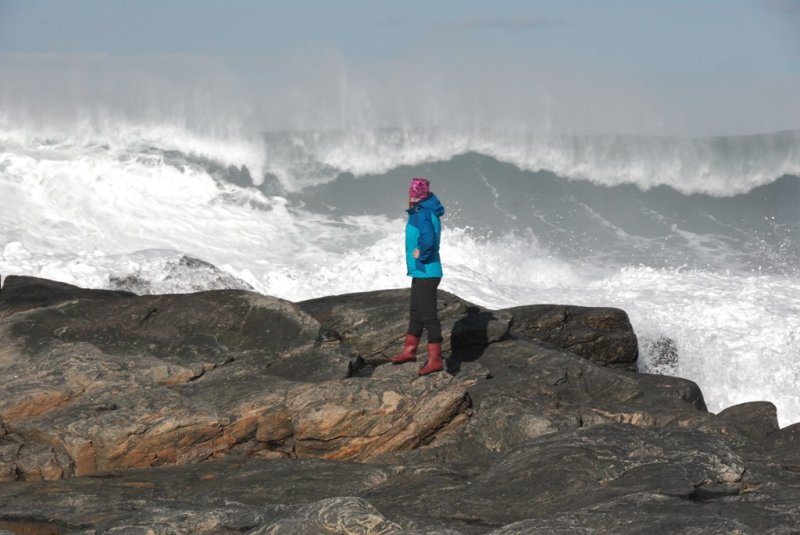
[1,121,799,426]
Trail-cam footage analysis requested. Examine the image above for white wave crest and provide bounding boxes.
[263,128,800,196]
[0,122,265,185]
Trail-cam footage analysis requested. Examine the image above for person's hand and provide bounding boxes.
[413,249,420,259]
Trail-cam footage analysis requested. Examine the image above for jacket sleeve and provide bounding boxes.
[416,211,437,263]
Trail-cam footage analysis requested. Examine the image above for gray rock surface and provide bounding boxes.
[0,276,797,534]
[500,303,639,369]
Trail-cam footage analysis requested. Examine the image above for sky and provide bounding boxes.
[0,0,799,136]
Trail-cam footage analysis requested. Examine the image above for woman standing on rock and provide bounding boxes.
[390,177,446,375]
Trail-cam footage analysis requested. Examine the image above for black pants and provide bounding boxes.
[407,277,442,343]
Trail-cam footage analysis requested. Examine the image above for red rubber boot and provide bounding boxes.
[418,342,444,375]
[390,334,420,364]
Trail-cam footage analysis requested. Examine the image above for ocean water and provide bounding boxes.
[1,125,799,426]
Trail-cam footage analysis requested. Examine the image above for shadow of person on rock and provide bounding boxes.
[447,306,494,375]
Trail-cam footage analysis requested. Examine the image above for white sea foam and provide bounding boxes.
[1,130,799,427]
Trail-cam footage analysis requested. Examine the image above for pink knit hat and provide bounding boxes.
[408,177,430,199]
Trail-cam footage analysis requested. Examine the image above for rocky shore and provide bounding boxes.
[0,275,798,534]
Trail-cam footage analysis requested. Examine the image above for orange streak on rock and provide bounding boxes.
[1,389,74,423]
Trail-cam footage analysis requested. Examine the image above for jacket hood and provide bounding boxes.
[409,193,445,217]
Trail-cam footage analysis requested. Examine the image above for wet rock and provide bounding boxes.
[0,456,395,534]
[109,254,254,294]
[0,278,797,533]
[0,275,133,318]
[254,497,404,535]
[716,402,800,488]
[501,304,639,369]
[365,423,746,532]
[717,401,781,444]
[0,287,475,476]
[0,420,74,481]
[298,290,513,365]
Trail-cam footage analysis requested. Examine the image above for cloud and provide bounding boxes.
[446,16,554,33]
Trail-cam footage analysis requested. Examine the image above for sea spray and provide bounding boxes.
[1,125,798,426]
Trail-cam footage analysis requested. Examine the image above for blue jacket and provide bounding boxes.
[405,193,444,278]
